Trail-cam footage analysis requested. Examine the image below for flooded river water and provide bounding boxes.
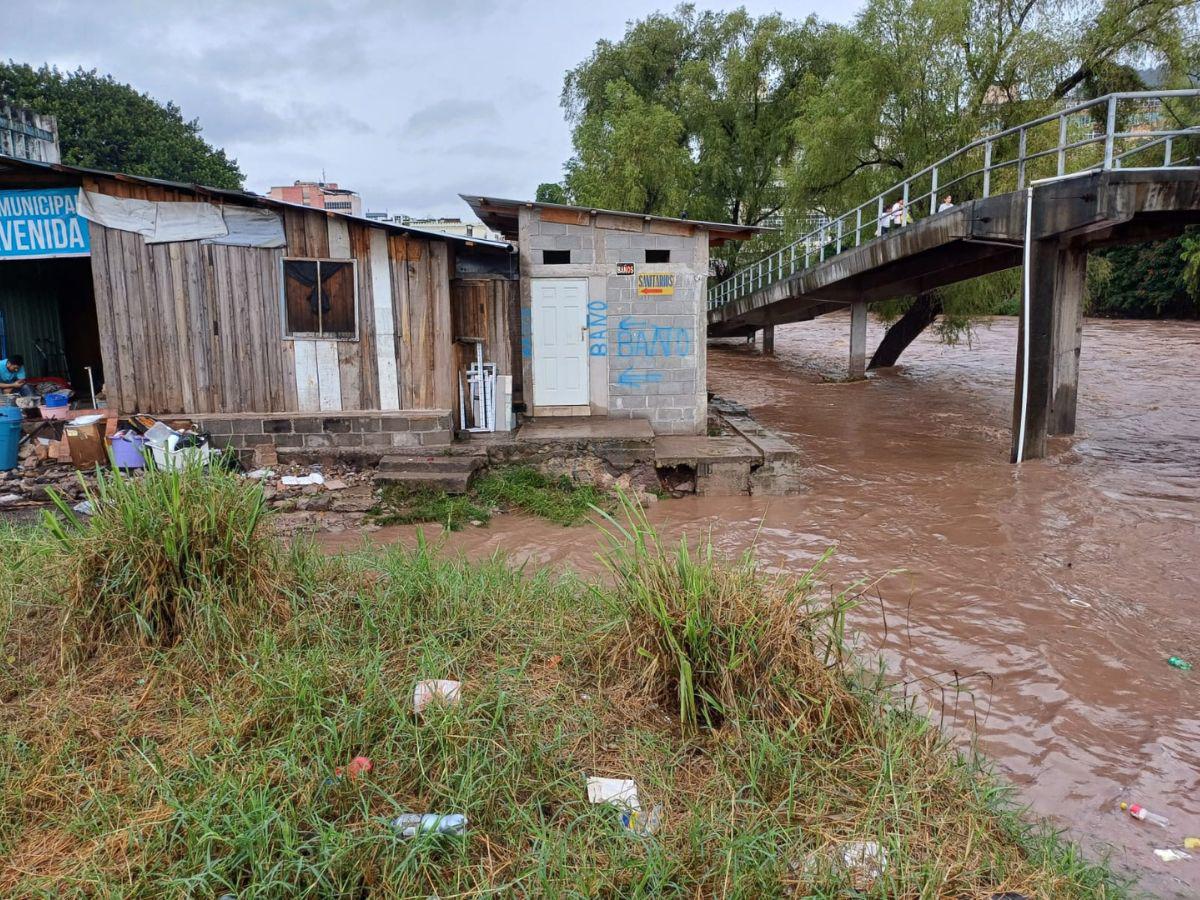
[334,314,1200,896]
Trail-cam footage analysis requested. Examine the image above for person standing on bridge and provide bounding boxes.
[938,194,953,212]
[890,198,911,229]
[878,204,892,236]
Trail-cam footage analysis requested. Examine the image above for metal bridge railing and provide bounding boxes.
[708,89,1200,312]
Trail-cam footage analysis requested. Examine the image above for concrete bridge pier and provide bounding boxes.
[762,324,775,356]
[1011,238,1086,462]
[849,301,867,380]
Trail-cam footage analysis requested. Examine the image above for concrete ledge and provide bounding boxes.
[518,417,655,442]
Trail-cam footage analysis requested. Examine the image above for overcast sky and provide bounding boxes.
[3,0,861,219]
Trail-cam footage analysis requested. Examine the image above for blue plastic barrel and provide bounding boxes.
[0,404,22,471]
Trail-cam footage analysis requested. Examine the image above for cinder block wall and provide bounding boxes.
[517,208,709,435]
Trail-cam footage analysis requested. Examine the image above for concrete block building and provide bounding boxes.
[464,196,765,434]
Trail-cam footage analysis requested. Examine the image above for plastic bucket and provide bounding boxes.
[0,405,22,471]
[108,432,146,469]
[43,392,69,408]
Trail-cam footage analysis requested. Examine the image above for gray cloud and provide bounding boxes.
[402,100,501,140]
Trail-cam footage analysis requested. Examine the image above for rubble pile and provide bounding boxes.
[253,463,381,536]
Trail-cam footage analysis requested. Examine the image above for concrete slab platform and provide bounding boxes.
[654,435,762,466]
[517,417,655,443]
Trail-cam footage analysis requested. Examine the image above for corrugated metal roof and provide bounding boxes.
[0,154,515,252]
[459,194,773,244]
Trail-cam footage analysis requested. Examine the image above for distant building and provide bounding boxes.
[365,212,502,242]
[267,180,362,216]
[0,102,60,163]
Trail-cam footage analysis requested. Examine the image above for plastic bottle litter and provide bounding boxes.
[391,812,467,838]
[1121,802,1170,827]
[1185,837,1200,850]
[1154,848,1191,863]
[1167,656,1193,671]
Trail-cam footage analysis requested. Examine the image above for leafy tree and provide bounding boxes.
[558,5,833,266]
[535,182,569,204]
[0,62,244,189]
[786,0,1194,364]
[1092,233,1199,318]
[564,80,694,215]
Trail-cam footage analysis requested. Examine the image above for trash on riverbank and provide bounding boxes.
[1167,656,1192,671]
[622,803,663,836]
[281,472,324,487]
[586,776,640,812]
[332,756,372,781]
[841,840,889,889]
[1153,848,1191,862]
[413,679,461,715]
[391,813,467,839]
[1184,837,1200,850]
[1122,802,1170,827]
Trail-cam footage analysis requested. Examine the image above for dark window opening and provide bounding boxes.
[645,249,670,263]
[282,258,357,339]
[542,250,571,265]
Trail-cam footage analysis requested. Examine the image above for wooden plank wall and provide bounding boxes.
[450,278,520,422]
[83,174,453,415]
[89,223,288,414]
[388,235,454,410]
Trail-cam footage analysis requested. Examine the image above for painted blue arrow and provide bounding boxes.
[617,367,663,388]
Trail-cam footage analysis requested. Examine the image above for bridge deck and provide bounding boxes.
[708,169,1200,337]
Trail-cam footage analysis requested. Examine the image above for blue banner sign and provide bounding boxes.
[0,188,90,259]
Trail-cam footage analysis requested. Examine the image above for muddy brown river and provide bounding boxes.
[330,314,1200,896]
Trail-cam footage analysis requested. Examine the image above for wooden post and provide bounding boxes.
[849,301,867,380]
[762,324,775,356]
[1010,235,1087,460]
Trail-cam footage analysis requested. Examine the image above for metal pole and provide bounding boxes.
[1017,128,1027,188]
[983,141,992,197]
[836,218,843,254]
[1165,136,1174,166]
[1103,95,1117,168]
[1057,114,1067,176]
[855,207,862,245]
[877,196,885,236]
[790,243,796,275]
[929,167,938,215]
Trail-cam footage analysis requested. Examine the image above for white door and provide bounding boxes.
[531,278,589,407]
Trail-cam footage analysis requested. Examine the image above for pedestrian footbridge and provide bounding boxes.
[707,91,1200,461]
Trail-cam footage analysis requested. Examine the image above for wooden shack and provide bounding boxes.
[0,155,518,453]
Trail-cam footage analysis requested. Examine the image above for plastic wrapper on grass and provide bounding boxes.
[42,463,290,658]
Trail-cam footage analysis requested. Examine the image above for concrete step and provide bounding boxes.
[373,468,476,494]
[374,453,484,494]
[377,454,484,474]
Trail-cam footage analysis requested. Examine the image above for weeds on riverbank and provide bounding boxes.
[0,472,1126,896]
[40,465,289,661]
[373,464,608,530]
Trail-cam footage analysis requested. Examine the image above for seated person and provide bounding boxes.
[0,354,32,397]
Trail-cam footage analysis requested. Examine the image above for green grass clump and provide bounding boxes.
[474,465,608,525]
[42,463,287,659]
[371,486,491,531]
[0,474,1126,897]
[373,465,610,530]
